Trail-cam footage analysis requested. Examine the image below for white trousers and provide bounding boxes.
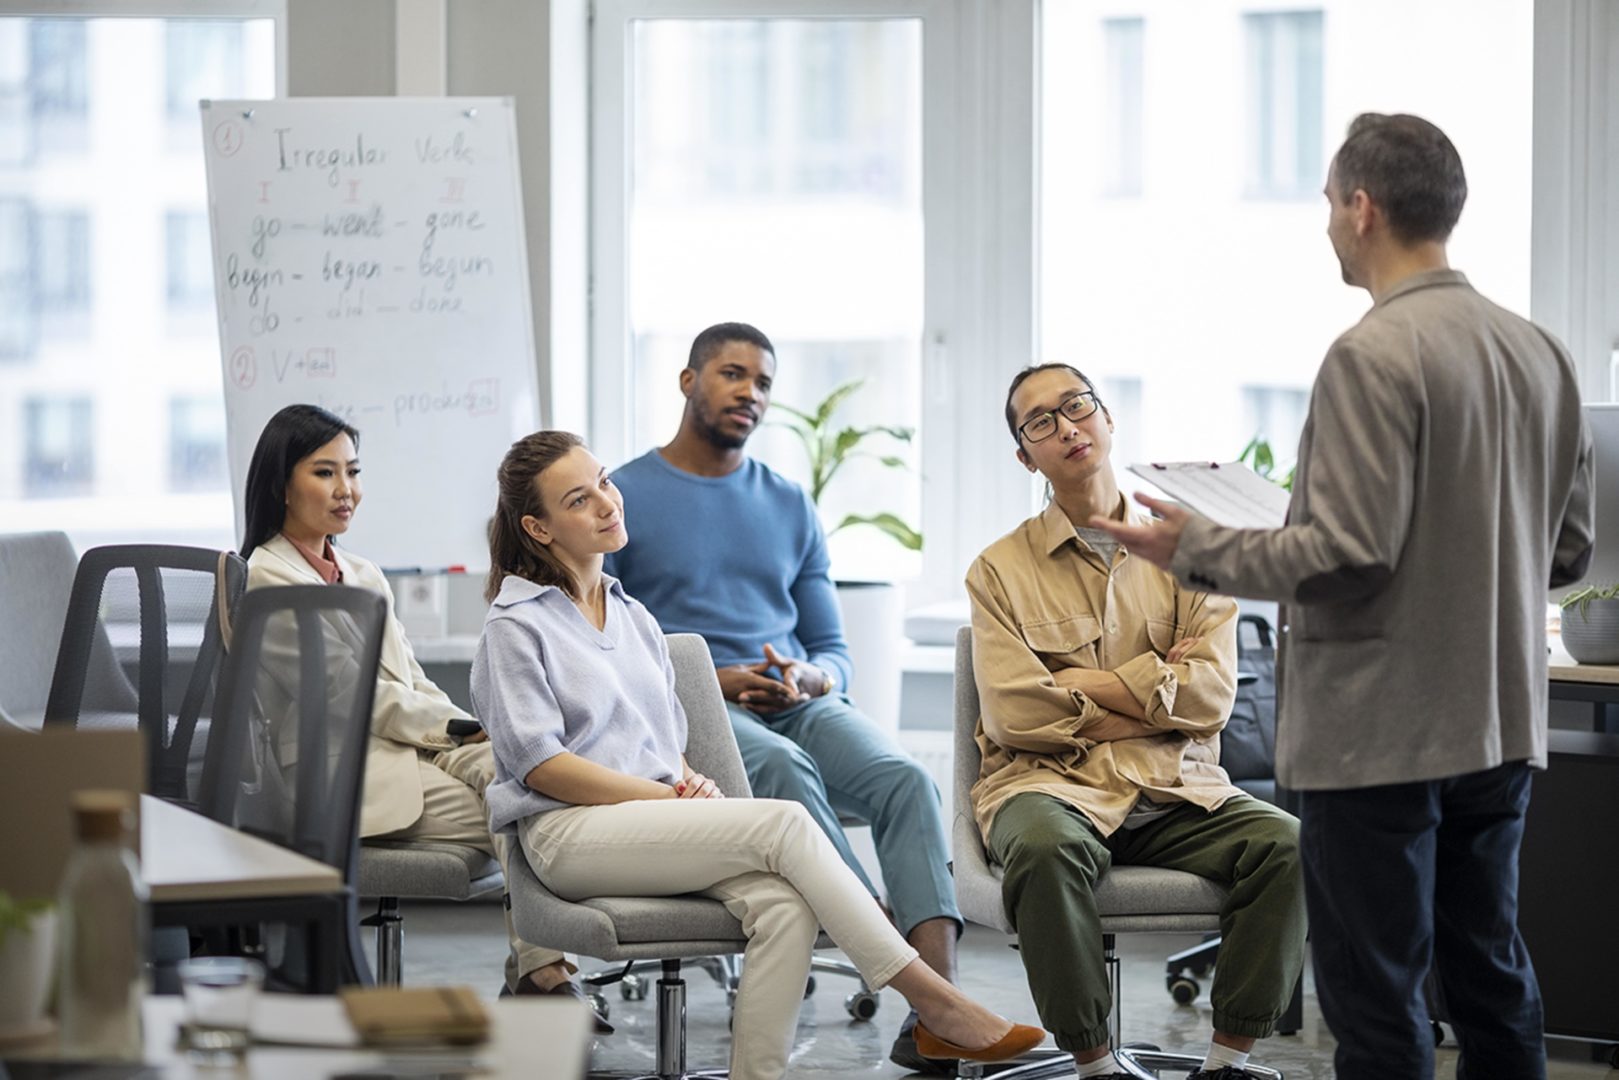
[373,741,568,983]
[519,797,919,1080]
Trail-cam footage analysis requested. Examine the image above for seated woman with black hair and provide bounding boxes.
[473,430,1046,1080]
[238,403,599,1019]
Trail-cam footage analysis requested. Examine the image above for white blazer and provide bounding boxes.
[246,533,467,837]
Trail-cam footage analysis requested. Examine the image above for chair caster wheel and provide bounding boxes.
[589,993,609,1021]
[621,974,648,1001]
[845,991,880,1021]
[1168,975,1201,1005]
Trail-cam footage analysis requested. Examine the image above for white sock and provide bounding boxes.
[1202,1041,1251,1072]
[1076,1051,1123,1078]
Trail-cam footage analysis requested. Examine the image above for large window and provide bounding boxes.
[606,14,925,580]
[1041,0,1534,494]
[0,13,276,550]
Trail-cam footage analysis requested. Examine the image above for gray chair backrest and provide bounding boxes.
[666,632,752,798]
[44,544,247,804]
[0,531,124,731]
[950,625,1015,929]
[199,584,386,888]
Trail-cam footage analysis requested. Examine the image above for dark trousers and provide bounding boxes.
[1300,761,1545,1080]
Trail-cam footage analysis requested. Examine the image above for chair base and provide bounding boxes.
[953,1047,1283,1080]
[583,959,731,1080]
[581,951,878,1023]
[360,896,404,985]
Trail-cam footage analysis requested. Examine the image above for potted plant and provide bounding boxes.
[1559,583,1619,665]
[773,378,920,735]
[1237,436,1295,491]
[0,891,56,1043]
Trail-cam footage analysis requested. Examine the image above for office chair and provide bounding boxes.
[43,543,247,806]
[198,583,389,990]
[951,627,1283,1080]
[0,531,110,733]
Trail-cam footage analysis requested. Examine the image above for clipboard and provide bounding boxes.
[1129,461,1291,529]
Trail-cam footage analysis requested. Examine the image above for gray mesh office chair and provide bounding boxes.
[198,583,388,990]
[951,627,1282,1080]
[0,531,131,733]
[505,633,870,1080]
[43,543,247,805]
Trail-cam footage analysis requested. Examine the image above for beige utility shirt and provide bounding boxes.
[966,498,1243,839]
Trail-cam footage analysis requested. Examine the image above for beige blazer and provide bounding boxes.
[246,533,464,836]
[1174,270,1595,791]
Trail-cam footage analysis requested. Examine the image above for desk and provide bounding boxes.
[142,795,341,903]
[142,796,354,992]
[1547,640,1619,732]
[4,995,591,1079]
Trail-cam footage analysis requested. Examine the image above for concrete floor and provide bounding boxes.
[374,900,1618,1079]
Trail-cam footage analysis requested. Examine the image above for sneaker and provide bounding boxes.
[1187,1068,1265,1079]
[888,1009,956,1075]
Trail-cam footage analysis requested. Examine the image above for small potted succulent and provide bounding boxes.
[1559,583,1619,665]
[0,891,56,1042]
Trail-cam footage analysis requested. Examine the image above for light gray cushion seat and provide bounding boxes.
[359,841,502,901]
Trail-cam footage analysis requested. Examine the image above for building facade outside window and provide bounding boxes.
[0,14,274,549]
[1101,17,1145,198]
[168,395,226,491]
[1243,10,1324,200]
[24,396,92,496]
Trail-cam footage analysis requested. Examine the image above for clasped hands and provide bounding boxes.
[716,643,834,714]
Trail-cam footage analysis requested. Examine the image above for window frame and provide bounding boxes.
[590,0,1039,604]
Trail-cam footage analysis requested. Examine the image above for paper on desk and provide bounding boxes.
[1129,462,1291,529]
[252,994,363,1048]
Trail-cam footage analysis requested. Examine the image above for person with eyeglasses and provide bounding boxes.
[963,363,1306,1080]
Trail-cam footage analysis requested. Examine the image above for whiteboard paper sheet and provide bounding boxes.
[1128,462,1291,529]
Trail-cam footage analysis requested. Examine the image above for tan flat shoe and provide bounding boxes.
[913,1020,1047,1063]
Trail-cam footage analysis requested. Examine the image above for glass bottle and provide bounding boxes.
[56,790,148,1060]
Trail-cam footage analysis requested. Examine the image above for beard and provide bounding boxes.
[692,397,751,450]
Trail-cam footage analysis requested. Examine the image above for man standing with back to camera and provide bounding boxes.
[1096,113,1595,1079]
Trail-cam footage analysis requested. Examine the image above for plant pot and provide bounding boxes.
[0,907,56,1043]
[835,581,904,737]
[1561,598,1619,665]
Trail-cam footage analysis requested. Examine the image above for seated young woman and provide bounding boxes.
[238,404,597,1020]
[471,430,1046,1080]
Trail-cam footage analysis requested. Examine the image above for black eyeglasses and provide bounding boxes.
[1019,392,1103,443]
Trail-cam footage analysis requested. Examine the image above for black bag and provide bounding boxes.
[1219,614,1277,782]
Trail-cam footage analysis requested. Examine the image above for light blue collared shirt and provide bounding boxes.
[473,573,687,833]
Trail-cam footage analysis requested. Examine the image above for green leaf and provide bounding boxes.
[770,402,817,427]
[814,379,867,428]
[0,891,52,953]
[833,512,923,551]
